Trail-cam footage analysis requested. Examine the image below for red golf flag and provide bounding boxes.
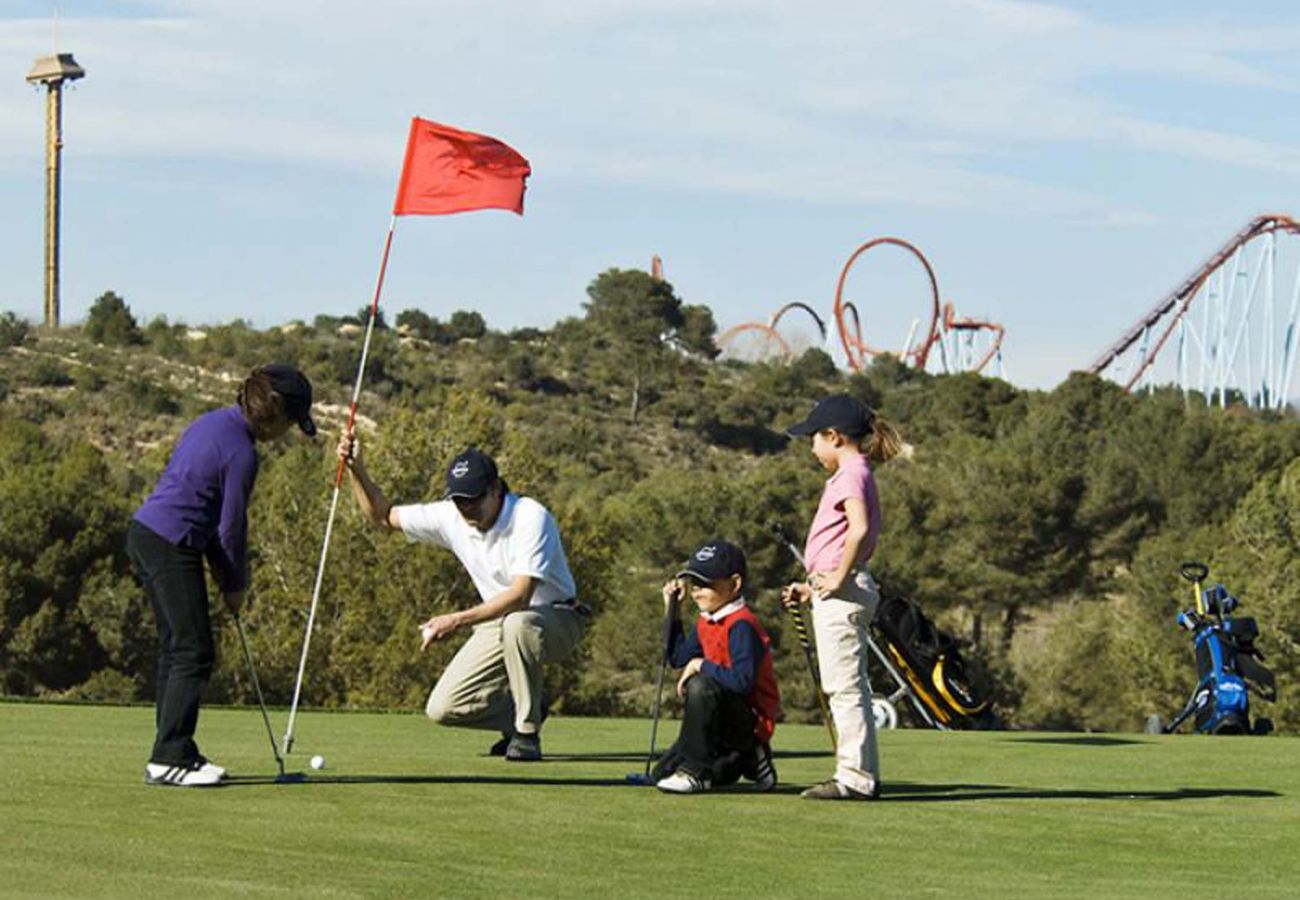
[392,118,532,216]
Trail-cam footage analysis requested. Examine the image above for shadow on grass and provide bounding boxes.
[880,781,1280,802]
[526,749,834,762]
[221,774,1275,801]
[1006,736,1146,747]
[514,751,646,762]
[225,773,642,788]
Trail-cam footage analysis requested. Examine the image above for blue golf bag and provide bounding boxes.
[1164,563,1276,736]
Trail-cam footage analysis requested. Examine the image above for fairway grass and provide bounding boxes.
[2,702,1297,899]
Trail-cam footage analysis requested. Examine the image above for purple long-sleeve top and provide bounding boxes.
[133,406,259,593]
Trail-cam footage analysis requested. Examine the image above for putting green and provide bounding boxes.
[2,702,1296,898]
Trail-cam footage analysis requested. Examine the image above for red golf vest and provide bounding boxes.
[696,604,781,744]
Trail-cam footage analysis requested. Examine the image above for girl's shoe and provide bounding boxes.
[800,778,878,800]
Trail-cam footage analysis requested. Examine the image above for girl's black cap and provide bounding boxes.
[785,394,874,437]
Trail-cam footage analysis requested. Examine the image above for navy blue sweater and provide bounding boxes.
[667,611,766,696]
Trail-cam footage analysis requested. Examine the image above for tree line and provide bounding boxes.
[1,270,1297,733]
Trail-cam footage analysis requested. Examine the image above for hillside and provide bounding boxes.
[1,288,1298,732]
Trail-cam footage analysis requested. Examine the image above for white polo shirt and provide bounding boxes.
[395,493,577,608]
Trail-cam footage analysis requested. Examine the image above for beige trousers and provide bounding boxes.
[425,604,587,735]
[811,568,881,794]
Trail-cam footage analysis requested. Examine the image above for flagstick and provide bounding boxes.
[282,216,398,755]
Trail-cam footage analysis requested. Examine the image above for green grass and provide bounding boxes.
[2,702,1298,899]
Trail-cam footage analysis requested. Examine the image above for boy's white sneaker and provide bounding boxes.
[656,771,711,794]
[144,760,223,787]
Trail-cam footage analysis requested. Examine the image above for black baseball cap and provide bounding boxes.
[785,394,874,437]
[262,364,316,436]
[676,539,748,584]
[444,447,500,499]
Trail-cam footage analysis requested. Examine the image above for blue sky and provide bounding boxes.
[3,0,1300,388]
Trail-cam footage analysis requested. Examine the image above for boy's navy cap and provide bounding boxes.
[785,394,874,437]
[262,364,316,436]
[444,447,499,499]
[676,540,747,583]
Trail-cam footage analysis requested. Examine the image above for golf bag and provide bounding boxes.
[1165,564,1277,736]
[871,593,996,729]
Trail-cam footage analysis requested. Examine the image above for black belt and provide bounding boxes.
[554,599,592,616]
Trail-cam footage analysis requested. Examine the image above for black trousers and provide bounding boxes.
[653,675,759,784]
[126,520,215,766]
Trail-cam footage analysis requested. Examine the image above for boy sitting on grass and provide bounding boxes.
[653,540,781,794]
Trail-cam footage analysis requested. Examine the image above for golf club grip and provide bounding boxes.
[789,604,814,650]
[661,593,680,658]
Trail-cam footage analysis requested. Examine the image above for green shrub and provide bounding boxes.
[84,292,142,345]
[29,357,72,387]
[0,311,30,348]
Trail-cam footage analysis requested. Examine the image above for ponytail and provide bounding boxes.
[864,414,907,466]
[238,367,286,435]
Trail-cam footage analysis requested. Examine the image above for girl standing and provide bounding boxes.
[782,394,904,800]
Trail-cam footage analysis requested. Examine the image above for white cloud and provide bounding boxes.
[3,0,1298,216]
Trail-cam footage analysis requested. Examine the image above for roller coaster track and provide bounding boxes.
[1089,214,1300,408]
[717,238,1005,375]
[833,237,942,372]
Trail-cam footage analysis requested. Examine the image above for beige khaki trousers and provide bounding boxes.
[811,568,881,794]
[425,604,586,735]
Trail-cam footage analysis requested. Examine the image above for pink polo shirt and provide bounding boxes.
[803,453,881,574]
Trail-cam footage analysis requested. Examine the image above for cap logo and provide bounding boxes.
[695,546,717,561]
[451,460,471,478]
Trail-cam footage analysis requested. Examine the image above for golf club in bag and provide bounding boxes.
[771,522,995,730]
[626,589,681,785]
[1163,562,1277,735]
[233,613,306,783]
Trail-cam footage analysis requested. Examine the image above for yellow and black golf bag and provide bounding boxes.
[871,594,996,729]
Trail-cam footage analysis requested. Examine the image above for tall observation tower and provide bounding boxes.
[26,50,85,328]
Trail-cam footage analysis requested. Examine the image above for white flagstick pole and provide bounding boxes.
[282,215,398,755]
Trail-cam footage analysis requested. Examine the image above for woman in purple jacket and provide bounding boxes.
[127,364,315,787]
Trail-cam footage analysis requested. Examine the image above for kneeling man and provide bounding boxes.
[339,434,587,761]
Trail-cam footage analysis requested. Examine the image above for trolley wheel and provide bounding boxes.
[872,696,899,730]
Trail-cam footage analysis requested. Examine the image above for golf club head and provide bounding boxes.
[624,772,655,786]
[274,771,308,784]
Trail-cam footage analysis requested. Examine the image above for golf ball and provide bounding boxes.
[310,755,326,770]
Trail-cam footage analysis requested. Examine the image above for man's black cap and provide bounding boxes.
[785,394,875,437]
[676,539,747,584]
[262,364,316,436]
[445,447,500,499]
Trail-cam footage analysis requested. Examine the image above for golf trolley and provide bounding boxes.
[770,523,994,731]
[1163,562,1277,736]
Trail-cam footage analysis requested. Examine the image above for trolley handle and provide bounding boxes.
[1180,561,1209,583]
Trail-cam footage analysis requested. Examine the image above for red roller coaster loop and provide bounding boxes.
[832,237,942,371]
[716,321,793,362]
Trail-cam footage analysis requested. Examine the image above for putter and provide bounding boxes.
[626,586,681,785]
[769,522,838,749]
[233,612,306,784]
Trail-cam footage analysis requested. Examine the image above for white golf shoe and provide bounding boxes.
[144,760,224,787]
[656,770,711,794]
